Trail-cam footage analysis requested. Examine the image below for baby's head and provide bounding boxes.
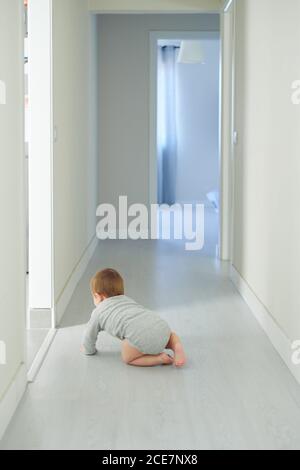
[90,268,124,306]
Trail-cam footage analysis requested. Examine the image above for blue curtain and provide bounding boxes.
[157,46,178,206]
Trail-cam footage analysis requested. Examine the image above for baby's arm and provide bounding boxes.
[81,309,101,355]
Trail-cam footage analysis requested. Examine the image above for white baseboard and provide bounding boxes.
[231,265,300,385]
[27,328,57,383]
[0,364,27,441]
[55,236,98,325]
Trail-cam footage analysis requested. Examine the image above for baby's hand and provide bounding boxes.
[80,344,97,355]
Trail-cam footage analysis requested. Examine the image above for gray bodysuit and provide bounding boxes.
[82,295,171,356]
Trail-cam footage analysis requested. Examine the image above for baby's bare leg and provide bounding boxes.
[122,340,173,367]
[166,332,186,367]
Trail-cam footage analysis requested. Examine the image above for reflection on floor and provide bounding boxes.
[2,211,300,450]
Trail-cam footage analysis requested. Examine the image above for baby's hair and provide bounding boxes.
[90,268,124,298]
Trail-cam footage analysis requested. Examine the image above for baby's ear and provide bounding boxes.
[93,293,101,306]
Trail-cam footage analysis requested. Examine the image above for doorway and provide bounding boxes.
[25,0,55,381]
[150,31,221,255]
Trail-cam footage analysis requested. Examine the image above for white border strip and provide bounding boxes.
[27,328,57,383]
[55,236,98,325]
[0,364,27,441]
[231,266,300,385]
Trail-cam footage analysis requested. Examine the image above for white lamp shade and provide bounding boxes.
[177,40,204,64]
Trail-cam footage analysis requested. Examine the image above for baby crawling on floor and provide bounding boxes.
[81,268,186,367]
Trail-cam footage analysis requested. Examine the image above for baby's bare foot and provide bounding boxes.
[160,353,174,366]
[174,343,186,367]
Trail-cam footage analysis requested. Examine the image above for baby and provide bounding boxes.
[81,268,186,367]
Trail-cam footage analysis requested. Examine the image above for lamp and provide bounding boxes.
[177,40,204,64]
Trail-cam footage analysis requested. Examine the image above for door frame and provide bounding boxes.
[26,0,56,382]
[148,3,237,261]
[219,0,236,261]
[28,0,54,323]
[149,29,222,253]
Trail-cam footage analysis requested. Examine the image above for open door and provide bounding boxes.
[26,0,55,380]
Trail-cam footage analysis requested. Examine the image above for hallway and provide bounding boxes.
[2,236,300,450]
[1,0,300,453]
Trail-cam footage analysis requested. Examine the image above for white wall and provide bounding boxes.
[89,0,221,13]
[98,14,220,209]
[233,0,300,341]
[52,0,99,317]
[0,0,26,401]
[175,39,220,203]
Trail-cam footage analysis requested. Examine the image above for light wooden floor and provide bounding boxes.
[2,214,300,449]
